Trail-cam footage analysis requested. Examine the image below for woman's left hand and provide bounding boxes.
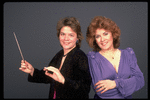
[43,66,65,84]
[94,79,116,94]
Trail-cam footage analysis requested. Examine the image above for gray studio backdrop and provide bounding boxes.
[4,2,147,98]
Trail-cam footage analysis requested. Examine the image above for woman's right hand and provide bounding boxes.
[19,60,34,76]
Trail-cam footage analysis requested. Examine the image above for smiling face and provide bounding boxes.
[95,28,114,51]
[59,26,78,52]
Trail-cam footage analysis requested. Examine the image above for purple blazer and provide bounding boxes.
[87,47,144,99]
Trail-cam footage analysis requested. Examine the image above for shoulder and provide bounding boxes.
[122,47,135,55]
[48,49,63,66]
[76,48,86,55]
[87,51,97,59]
[121,47,137,62]
[52,49,63,59]
[74,48,88,59]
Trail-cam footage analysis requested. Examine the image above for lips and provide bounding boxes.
[101,42,107,46]
[63,42,70,45]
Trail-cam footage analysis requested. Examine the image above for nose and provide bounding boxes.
[101,36,105,42]
[64,35,69,40]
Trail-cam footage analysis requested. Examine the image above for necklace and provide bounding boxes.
[100,49,117,59]
[62,54,67,57]
[111,49,118,59]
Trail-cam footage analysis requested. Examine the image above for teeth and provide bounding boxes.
[64,42,69,45]
[101,42,107,46]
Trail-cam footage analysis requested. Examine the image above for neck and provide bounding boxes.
[63,45,76,55]
[100,47,116,54]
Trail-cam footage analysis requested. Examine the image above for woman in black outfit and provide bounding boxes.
[19,17,92,99]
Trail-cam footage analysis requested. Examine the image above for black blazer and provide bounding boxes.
[28,47,92,99]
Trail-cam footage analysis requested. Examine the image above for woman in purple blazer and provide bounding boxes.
[86,16,144,99]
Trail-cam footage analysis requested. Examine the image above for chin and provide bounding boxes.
[62,45,72,50]
[99,43,113,50]
[100,45,111,50]
[63,47,70,50]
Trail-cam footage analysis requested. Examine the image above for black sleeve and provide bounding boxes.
[28,68,52,84]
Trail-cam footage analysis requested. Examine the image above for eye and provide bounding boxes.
[103,32,108,36]
[69,33,75,37]
[60,32,65,36]
[70,34,74,37]
[95,35,100,38]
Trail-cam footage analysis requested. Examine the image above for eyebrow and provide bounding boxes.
[60,32,75,35]
[96,31,107,35]
[103,31,108,34]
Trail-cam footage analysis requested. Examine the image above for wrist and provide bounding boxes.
[114,79,119,88]
[30,68,34,76]
[113,80,116,88]
[61,77,65,84]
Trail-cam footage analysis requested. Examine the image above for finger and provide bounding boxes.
[25,60,29,64]
[21,62,28,67]
[43,66,50,71]
[19,67,24,72]
[24,60,29,66]
[25,60,31,69]
[95,80,107,86]
[21,63,26,67]
[21,65,26,68]
[95,81,100,86]
[101,88,108,94]
[43,67,49,70]
[43,68,53,74]
[96,86,105,93]
[45,70,53,77]
[45,67,58,73]
[21,62,26,65]
[19,67,26,71]
[45,70,49,75]
[95,84,104,89]
[44,67,51,71]
[45,66,56,70]
[19,67,23,70]
[21,60,24,63]
[43,67,47,71]
[21,63,25,66]
[95,80,103,86]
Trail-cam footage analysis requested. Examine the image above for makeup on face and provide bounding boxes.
[95,29,114,51]
[59,26,78,53]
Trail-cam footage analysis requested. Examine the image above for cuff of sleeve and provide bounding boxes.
[28,68,38,82]
[55,77,71,92]
[115,78,120,88]
[61,77,76,90]
[114,78,126,97]
[63,77,70,88]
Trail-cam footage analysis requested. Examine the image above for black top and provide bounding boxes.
[28,47,92,99]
